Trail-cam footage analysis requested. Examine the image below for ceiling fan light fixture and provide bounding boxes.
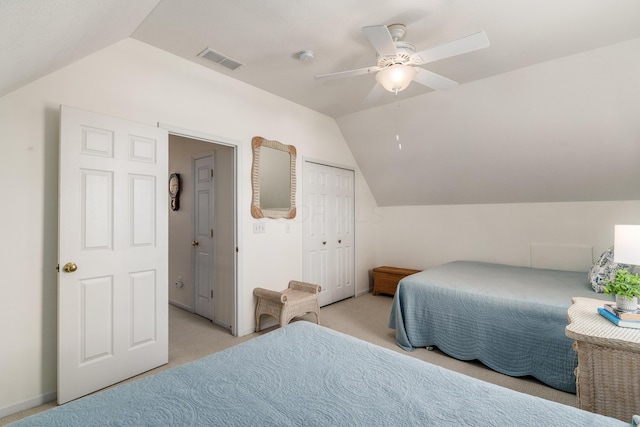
[376,64,416,93]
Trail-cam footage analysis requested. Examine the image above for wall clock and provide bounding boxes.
[169,173,180,211]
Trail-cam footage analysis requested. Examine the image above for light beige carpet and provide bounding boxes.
[1,292,576,425]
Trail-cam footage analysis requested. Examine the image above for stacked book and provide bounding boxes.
[598,303,640,329]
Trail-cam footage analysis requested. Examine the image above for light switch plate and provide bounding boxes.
[253,222,266,234]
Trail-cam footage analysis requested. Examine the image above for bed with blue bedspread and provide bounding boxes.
[389,260,613,393]
[11,320,634,426]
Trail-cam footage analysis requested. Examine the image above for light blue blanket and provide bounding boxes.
[389,260,613,393]
[12,321,631,426]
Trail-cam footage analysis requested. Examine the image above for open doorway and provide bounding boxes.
[167,134,236,334]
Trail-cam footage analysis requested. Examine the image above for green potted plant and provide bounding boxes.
[603,269,640,311]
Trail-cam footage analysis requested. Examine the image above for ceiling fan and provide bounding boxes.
[315,24,490,102]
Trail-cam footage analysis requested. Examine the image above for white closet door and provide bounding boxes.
[332,167,355,302]
[302,161,354,306]
[302,162,329,303]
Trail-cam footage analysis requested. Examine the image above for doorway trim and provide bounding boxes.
[159,122,242,336]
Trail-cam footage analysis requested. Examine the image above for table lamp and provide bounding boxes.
[614,225,640,265]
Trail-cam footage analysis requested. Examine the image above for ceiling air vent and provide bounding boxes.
[197,47,244,71]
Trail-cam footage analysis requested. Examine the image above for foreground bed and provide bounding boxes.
[389,260,613,393]
[11,321,632,426]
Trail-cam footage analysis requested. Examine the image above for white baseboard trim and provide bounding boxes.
[0,390,56,419]
[169,299,193,312]
[238,317,275,336]
[355,288,372,297]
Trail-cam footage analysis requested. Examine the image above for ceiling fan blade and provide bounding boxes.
[412,31,489,65]
[315,66,380,80]
[413,68,458,91]
[363,83,387,104]
[362,25,398,57]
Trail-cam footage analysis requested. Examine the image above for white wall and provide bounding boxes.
[0,38,378,415]
[374,200,640,271]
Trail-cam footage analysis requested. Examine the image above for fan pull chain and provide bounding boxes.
[394,90,402,150]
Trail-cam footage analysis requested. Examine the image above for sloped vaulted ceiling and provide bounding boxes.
[0,0,161,98]
[337,37,640,206]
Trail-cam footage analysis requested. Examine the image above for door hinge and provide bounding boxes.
[56,264,60,272]
[211,290,213,298]
[211,229,214,238]
[236,247,239,253]
[210,169,214,177]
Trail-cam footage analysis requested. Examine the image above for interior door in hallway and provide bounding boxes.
[193,154,214,320]
[302,161,355,306]
[58,106,168,404]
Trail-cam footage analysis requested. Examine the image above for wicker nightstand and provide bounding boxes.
[565,297,640,422]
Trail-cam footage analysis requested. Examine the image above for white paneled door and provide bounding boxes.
[333,167,355,302]
[58,106,168,404]
[193,154,214,320]
[302,161,355,306]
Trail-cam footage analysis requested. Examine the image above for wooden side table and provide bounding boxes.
[565,297,640,422]
[372,266,421,296]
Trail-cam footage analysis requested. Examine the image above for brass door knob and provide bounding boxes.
[63,262,78,273]
[192,241,199,246]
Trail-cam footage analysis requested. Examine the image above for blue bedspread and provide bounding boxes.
[11,321,632,426]
[389,260,613,393]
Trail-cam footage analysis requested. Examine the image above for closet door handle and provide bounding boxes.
[338,240,342,244]
[322,241,326,245]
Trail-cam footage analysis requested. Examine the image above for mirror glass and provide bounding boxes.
[251,137,296,219]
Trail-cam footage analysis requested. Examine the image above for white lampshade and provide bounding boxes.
[376,64,417,93]
[614,225,640,265]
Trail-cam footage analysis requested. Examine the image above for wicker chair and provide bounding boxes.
[254,280,321,332]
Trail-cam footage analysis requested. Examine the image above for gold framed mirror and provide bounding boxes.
[251,136,296,219]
